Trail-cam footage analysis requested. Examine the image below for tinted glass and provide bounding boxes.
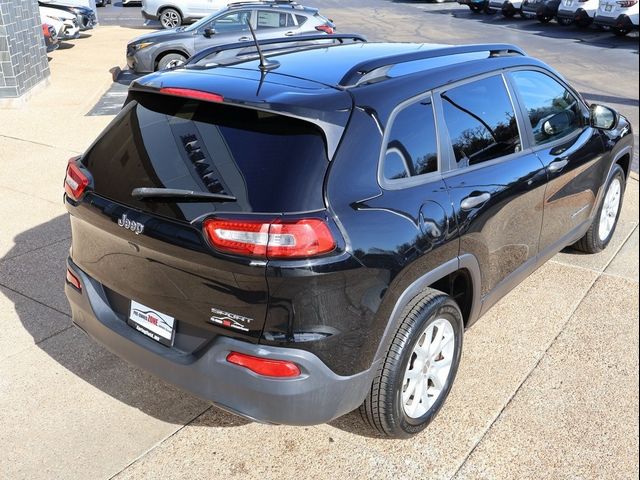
[83,93,328,221]
[296,14,308,25]
[441,75,521,167]
[257,11,290,28]
[212,11,250,32]
[383,99,438,181]
[511,71,584,145]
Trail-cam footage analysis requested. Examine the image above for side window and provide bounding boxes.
[511,71,584,145]
[383,99,438,182]
[441,75,521,168]
[256,11,289,29]
[212,11,250,32]
[296,14,308,26]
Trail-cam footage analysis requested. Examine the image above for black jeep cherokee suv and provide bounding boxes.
[64,36,633,438]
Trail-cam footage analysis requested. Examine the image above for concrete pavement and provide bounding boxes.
[0,8,638,480]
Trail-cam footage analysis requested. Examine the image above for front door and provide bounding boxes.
[437,73,548,300]
[508,69,607,253]
[193,9,253,52]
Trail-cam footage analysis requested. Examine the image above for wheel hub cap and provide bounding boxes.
[401,318,455,419]
[598,178,621,241]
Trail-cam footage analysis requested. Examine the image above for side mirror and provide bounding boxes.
[203,27,216,38]
[590,104,617,130]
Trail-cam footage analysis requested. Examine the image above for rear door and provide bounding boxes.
[436,73,548,301]
[255,10,298,39]
[508,69,605,253]
[69,91,331,347]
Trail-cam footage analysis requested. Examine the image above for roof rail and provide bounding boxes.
[339,43,526,87]
[186,33,367,67]
[227,0,298,7]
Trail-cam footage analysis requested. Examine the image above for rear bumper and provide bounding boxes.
[65,258,375,426]
[141,9,158,21]
[594,14,639,29]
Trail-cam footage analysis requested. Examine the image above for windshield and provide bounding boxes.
[184,8,228,32]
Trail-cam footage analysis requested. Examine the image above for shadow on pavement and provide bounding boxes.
[1,214,246,428]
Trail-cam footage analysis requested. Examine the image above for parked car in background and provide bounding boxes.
[557,0,599,26]
[39,5,81,39]
[127,1,336,72]
[96,0,111,6]
[488,0,524,16]
[42,23,60,52]
[457,0,490,13]
[65,37,633,438]
[522,0,561,21]
[594,0,639,35]
[123,0,142,5]
[39,1,97,31]
[141,0,230,28]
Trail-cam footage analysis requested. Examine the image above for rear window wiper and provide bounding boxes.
[131,187,237,203]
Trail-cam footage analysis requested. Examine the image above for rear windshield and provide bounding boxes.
[82,92,329,222]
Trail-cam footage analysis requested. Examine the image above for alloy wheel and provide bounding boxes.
[161,10,180,29]
[401,318,456,419]
[598,177,622,241]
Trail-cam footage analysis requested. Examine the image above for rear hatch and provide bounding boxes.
[68,87,349,352]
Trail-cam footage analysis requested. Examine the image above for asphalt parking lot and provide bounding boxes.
[1,1,638,479]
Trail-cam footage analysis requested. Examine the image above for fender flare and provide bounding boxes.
[372,254,482,364]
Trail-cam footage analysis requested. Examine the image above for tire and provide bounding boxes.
[470,5,482,12]
[159,8,182,29]
[573,164,625,254]
[575,18,592,28]
[613,27,630,36]
[537,13,553,23]
[502,7,516,17]
[156,52,187,71]
[360,289,464,438]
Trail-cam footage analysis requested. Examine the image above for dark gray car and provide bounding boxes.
[126,2,335,73]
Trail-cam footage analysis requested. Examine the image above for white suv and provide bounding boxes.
[594,0,639,35]
[142,0,238,28]
[557,0,600,26]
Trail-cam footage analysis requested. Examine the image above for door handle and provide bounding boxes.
[284,31,295,36]
[238,36,251,41]
[461,192,491,211]
[548,159,569,173]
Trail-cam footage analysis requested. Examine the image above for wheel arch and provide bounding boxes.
[372,254,482,364]
[158,4,184,19]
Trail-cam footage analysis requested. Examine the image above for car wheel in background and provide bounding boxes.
[573,164,625,254]
[612,26,631,36]
[537,12,553,22]
[159,8,182,29]
[360,289,464,438]
[157,52,187,70]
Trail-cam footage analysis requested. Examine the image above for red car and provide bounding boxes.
[42,23,59,52]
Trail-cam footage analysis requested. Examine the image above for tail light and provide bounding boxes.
[617,0,637,5]
[315,24,335,34]
[226,352,301,378]
[66,268,82,291]
[42,24,50,38]
[203,218,336,259]
[64,158,90,201]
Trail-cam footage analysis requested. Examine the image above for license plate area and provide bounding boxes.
[128,300,176,347]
